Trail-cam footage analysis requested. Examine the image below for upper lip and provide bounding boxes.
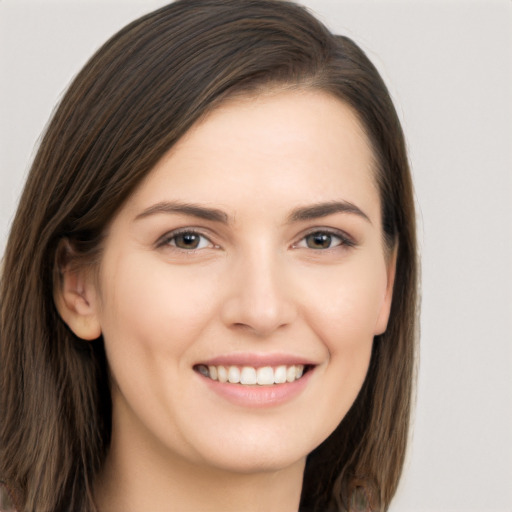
[197,352,318,368]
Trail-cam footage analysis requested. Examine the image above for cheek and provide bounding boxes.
[292,270,383,447]
[96,254,225,444]
[298,258,387,414]
[302,261,387,354]
[97,254,221,373]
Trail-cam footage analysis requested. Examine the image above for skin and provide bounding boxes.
[57,89,396,512]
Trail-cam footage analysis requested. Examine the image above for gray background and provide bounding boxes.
[1,1,511,510]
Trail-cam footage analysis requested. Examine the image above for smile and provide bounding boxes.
[194,364,307,386]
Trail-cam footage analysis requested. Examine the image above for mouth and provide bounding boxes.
[193,363,313,386]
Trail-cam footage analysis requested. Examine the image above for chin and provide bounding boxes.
[200,445,308,475]
[182,420,331,476]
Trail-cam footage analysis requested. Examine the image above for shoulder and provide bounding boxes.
[0,483,18,512]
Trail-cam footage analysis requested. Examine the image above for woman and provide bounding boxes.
[0,1,418,511]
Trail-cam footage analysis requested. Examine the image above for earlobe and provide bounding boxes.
[54,242,102,341]
[374,245,398,336]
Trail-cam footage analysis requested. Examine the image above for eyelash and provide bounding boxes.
[293,229,355,250]
[157,229,215,251]
[157,228,355,252]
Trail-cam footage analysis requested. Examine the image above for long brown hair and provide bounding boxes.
[0,1,418,510]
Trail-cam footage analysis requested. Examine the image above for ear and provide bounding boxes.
[374,244,398,336]
[54,241,102,341]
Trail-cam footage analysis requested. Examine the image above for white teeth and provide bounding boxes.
[274,365,287,384]
[240,366,257,385]
[217,365,228,383]
[228,366,241,384]
[256,366,274,386]
[199,364,307,386]
[208,365,218,381]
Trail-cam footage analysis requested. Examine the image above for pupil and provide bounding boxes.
[178,233,199,249]
[308,233,331,249]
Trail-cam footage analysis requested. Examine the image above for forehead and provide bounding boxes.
[125,89,380,224]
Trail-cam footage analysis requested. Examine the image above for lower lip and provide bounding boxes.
[198,368,314,408]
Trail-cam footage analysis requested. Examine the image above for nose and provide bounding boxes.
[220,249,298,337]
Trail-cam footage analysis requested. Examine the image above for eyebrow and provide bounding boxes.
[134,199,370,225]
[134,201,229,223]
[287,200,371,224]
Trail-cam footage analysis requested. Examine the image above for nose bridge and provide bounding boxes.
[221,241,296,335]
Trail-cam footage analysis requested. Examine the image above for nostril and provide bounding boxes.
[229,320,291,337]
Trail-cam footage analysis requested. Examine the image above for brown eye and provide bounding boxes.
[306,233,334,249]
[175,233,200,249]
[167,232,211,250]
[298,231,345,250]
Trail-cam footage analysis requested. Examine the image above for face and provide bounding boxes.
[78,90,395,475]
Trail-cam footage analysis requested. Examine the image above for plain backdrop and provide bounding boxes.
[1,1,511,511]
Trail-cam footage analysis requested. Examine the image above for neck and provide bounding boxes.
[94,419,305,512]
